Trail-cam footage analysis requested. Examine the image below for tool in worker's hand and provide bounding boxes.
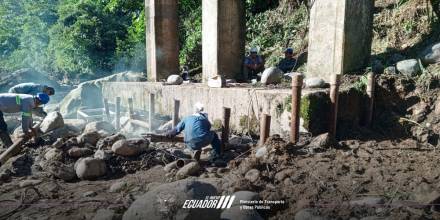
[142,133,184,143]
[0,116,63,167]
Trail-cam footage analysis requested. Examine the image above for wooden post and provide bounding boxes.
[103,98,110,122]
[290,74,303,143]
[221,107,231,154]
[259,114,271,146]
[366,72,375,127]
[149,93,155,132]
[128,97,134,119]
[173,99,180,127]
[115,97,121,129]
[329,74,342,138]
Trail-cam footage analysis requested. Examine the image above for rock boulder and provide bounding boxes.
[396,59,421,76]
[261,67,283,85]
[166,75,184,85]
[420,42,440,64]
[39,112,64,133]
[122,178,219,220]
[111,138,148,157]
[75,157,107,180]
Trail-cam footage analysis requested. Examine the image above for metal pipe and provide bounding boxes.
[259,114,271,146]
[103,98,110,122]
[366,72,375,127]
[128,97,134,119]
[149,93,155,132]
[290,74,303,143]
[115,97,121,129]
[221,107,231,154]
[329,74,342,138]
[173,99,180,127]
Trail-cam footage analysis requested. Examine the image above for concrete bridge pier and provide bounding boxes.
[202,0,245,82]
[145,0,179,81]
[307,0,374,82]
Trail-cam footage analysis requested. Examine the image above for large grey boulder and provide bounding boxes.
[39,112,64,133]
[84,121,116,137]
[111,138,148,156]
[166,75,184,85]
[59,71,147,118]
[123,178,220,220]
[75,157,107,180]
[261,67,283,85]
[420,42,440,64]
[396,59,421,76]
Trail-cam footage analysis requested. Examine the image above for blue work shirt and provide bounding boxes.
[8,83,46,96]
[278,58,297,73]
[244,55,264,65]
[174,113,212,145]
[0,93,35,132]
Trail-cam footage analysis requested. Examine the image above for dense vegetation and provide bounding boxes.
[0,0,297,82]
[1,0,438,83]
[0,0,146,81]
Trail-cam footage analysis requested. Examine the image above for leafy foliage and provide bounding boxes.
[0,0,145,81]
[246,1,309,67]
[178,0,202,69]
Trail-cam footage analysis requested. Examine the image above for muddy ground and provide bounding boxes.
[0,74,439,220]
[1,137,440,220]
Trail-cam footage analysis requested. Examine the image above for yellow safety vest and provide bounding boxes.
[15,95,32,117]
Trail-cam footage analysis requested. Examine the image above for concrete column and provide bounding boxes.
[307,0,374,82]
[145,0,179,81]
[202,0,245,82]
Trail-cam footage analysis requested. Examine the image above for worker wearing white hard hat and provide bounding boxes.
[166,102,222,164]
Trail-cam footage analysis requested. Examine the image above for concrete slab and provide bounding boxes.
[307,0,374,82]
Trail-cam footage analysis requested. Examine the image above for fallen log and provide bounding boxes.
[142,133,184,143]
[0,113,64,167]
[0,137,29,166]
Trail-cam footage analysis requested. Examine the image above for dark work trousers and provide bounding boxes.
[0,111,8,133]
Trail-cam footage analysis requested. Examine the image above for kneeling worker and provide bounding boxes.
[0,93,50,147]
[9,83,55,117]
[166,102,222,162]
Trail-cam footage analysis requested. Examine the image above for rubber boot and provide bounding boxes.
[0,131,13,148]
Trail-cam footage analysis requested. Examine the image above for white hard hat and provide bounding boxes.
[250,47,258,53]
[194,102,204,113]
